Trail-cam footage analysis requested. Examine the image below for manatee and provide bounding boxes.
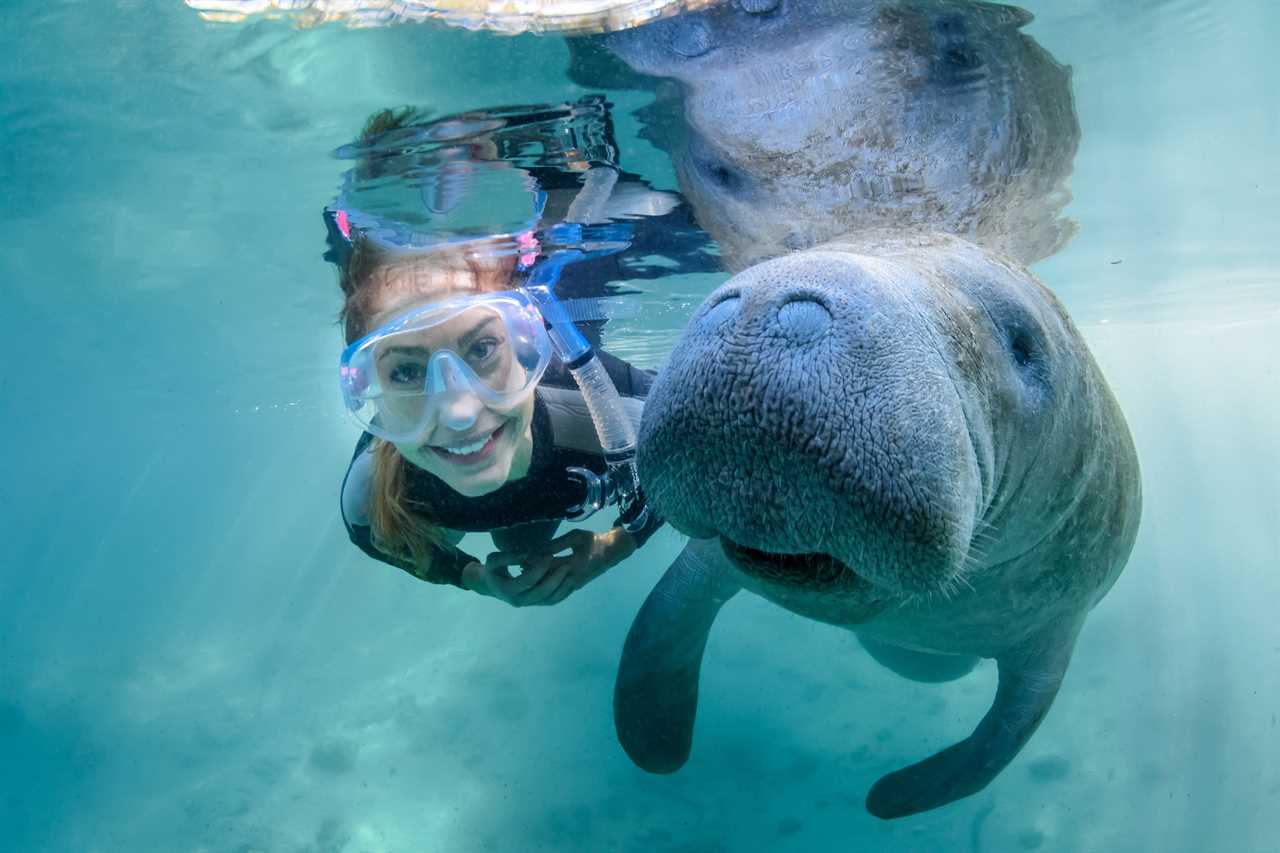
[601,0,1079,271]
[616,231,1141,819]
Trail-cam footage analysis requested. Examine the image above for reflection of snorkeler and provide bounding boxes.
[341,102,719,323]
[331,108,671,606]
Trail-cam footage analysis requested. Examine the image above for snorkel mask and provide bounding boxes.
[339,289,553,443]
[327,97,651,530]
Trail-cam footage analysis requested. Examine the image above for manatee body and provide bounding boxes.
[603,0,1079,271]
[615,232,1141,818]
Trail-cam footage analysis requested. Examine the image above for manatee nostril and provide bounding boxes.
[700,295,741,332]
[775,298,831,344]
[669,19,714,58]
[782,232,809,252]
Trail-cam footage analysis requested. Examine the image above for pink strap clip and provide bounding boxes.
[334,209,352,240]
[516,229,540,268]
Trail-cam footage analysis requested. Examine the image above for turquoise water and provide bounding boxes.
[2,1,1277,851]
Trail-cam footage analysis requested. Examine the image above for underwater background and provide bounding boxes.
[1,0,1277,850]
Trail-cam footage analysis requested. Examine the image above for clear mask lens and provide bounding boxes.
[340,292,551,442]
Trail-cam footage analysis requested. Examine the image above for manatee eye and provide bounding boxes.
[1006,326,1049,393]
[1010,332,1035,367]
[977,292,1049,393]
[689,136,749,195]
[700,155,747,193]
[932,12,984,85]
[934,12,965,37]
[944,45,983,72]
[709,163,741,190]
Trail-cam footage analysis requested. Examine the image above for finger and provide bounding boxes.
[536,568,577,607]
[485,550,532,569]
[539,554,589,604]
[514,560,574,607]
[536,553,587,579]
[542,570,577,606]
[542,529,591,555]
[516,537,567,558]
[521,553,553,572]
[488,557,550,593]
[484,552,531,580]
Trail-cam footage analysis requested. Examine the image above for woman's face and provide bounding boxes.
[365,249,534,497]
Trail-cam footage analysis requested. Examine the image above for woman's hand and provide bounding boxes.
[464,527,637,607]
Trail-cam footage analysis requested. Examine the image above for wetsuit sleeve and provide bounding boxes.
[340,433,478,589]
[344,522,476,588]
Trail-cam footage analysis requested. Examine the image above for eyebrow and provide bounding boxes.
[376,314,502,364]
[458,314,502,348]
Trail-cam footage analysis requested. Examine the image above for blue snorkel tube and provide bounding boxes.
[520,233,652,533]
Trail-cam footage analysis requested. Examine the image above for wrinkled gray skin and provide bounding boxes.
[603,0,1079,271]
[616,232,1141,818]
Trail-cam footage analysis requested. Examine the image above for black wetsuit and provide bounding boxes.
[340,351,660,587]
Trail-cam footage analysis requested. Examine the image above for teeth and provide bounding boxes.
[443,431,492,456]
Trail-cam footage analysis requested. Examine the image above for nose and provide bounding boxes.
[437,391,482,432]
[775,298,831,344]
[699,289,832,346]
[426,353,485,432]
[669,18,713,58]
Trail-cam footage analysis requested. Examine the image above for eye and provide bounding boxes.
[709,163,741,190]
[1010,332,1035,367]
[688,136,748,195]
[931,12,984,85]
[1005,325,1049,392]
[387,360,427,388]
[466,336,502,365]
[934,12,965,37]
[974,289,1050,397]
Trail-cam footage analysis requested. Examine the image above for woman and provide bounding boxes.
[331,192,662,608]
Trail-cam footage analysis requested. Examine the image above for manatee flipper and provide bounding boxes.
[614,537,741,773]
[858,635,979,684]
[865,619,1082,820]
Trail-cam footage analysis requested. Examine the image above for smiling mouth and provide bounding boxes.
[428,422,506,466]
[720,538,858,589]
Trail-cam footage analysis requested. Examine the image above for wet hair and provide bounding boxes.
[338,239,516,344]
[334,107,518,580]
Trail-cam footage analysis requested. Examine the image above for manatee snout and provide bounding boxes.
[638,249,980,594]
